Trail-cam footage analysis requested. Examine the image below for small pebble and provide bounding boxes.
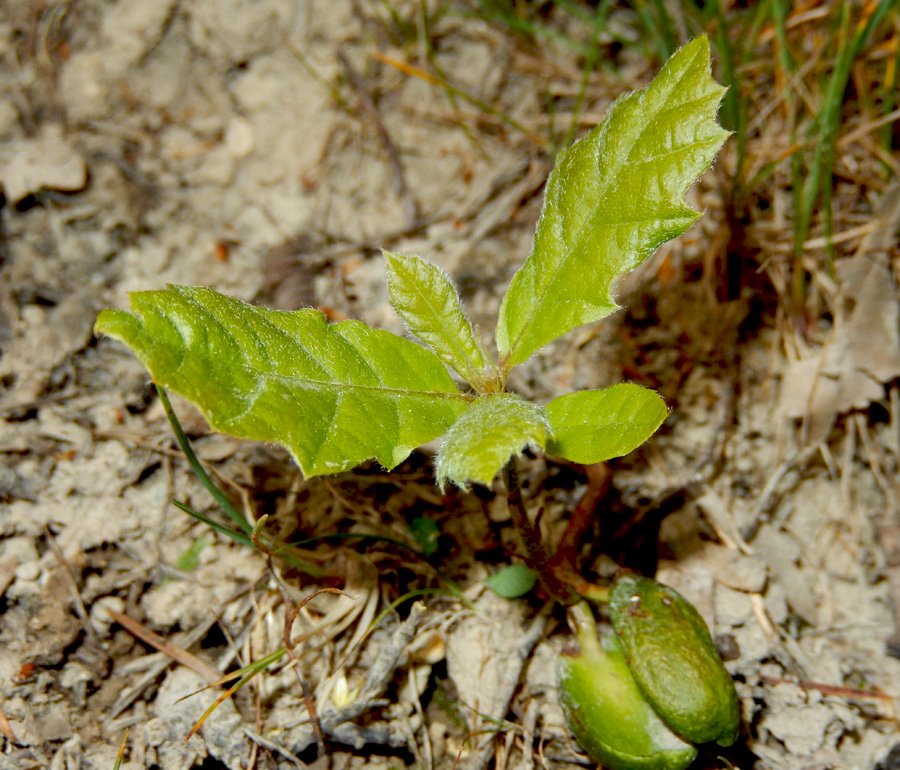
[90,596,125,635]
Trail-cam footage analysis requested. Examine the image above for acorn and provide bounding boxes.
[608,574,740,747]
[557,601,698,770]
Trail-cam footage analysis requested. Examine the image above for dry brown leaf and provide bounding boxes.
[779,256,900,444]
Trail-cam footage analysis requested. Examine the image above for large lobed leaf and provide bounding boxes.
[383,251,489,388]
[496,36,729,368]
[95,286,473,477]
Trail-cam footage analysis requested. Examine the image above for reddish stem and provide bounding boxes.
[503,459,577,605]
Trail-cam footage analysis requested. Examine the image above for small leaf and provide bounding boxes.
[496,36,729,368]
[174,534,213,572]
[384,251,489,387]
[409,516,440,557]
[95,286,472,478]
[545,384,668,464]
[485,564,537,598]
[436,394,551,491]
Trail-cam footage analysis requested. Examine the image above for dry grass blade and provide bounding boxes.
[112,729,129,770]
[371,51,542,145]
[106,607,222,686]
[0,703,19,745]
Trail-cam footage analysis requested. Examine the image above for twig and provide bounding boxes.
[106,608,222,685]
[109,611,222,719]
[0,702,19,744]
[44,526,93,634]
[758,674,895,702]
[285,601,427,753]
[280,587,344,756]
[502,459,576,605]
[243,726,305,767]
[741,445,818,543]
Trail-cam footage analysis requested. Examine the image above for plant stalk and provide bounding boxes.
[503,458,577,605]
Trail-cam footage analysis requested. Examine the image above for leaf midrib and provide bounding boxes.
[503,53,707,364]
[401,263,483,379]
[164,290,471,403]
[177,353,473,402]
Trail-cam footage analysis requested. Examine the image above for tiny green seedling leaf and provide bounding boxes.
[496,36,729,369]
[384,250,490,389]
[546,384,669,464]
[95,286,472,477]
[435,394,551,491]
[409,516,440,557]
[485,564,537,598]
[174,534,213,572]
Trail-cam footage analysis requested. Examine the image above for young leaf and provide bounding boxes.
[435,394,551,491]
[485,564,537,598]
[409,516,440,557]
[95,286,472,477]
[545,384,668,464]
[383,251,489,388]
[496,36,729,369]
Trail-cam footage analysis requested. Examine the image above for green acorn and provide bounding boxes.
[609,574,740,747]
[557,601,697,770]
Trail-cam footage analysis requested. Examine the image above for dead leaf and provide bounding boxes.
[779,256,900,444]
[445,592,549,770]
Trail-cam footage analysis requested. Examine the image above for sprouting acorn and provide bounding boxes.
[557,601,698,770]
[609,574,740,747]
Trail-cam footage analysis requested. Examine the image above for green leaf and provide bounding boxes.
[174,534,213,572]
[95,286,472,477]
[435,394,551,491]
[546,384,668,464]
[384,251,489,388]
[496,36,729,368]
[409,516,440,557]
[485,564,537,598]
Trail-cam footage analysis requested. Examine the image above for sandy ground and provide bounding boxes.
[1,1,900,768]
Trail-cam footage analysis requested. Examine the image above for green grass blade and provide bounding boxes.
[795,0,893,255]
[158,385,253,535]
[171,499,254,548]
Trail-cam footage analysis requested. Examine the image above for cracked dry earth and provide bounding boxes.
[1,1,900,769]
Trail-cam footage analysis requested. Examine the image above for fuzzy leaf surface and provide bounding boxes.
[496,36,729,368]
[384,251,488,386]
[436,394,551,491]
[95,286,472,477]
[545,384,668,464]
